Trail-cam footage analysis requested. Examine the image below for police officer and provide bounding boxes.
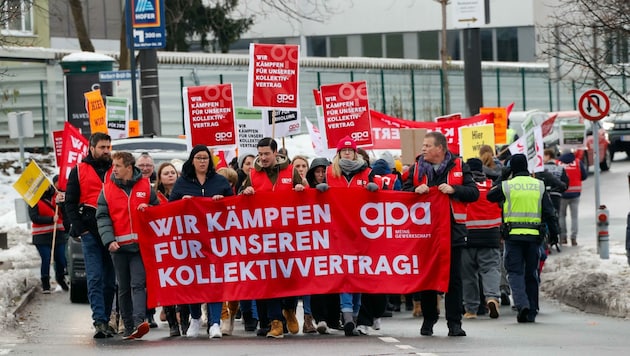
[487,154,558,323]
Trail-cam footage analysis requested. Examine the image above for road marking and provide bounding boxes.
[379,336,399,343]
[396,344,416,350]
[0,349,13,355]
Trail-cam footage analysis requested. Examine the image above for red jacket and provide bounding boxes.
[78,162,112,208]
[250,164,295,192]
[326,166,373,188]
[466,179,502,230]
[560,160,582,193]
[102,178,151,246]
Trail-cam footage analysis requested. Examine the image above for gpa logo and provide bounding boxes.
[359,202,431,239]
[136,191,147,198]
[351,131,369,141]
[276,93,295,104]
[215,132,233,141]
[281,178,292,184]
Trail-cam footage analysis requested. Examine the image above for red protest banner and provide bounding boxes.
[321,81,373,148]
[368,110,494,154]
[136,188,452,308]
[183,84,237,149]
[248,44,299,109]
[57,122,89,190]
[52,130,64,167]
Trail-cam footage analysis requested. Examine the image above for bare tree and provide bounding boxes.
[436,0,451,114]
[68,0,95,52]
[539,0,630,104]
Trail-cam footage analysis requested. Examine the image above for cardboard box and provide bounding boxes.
[400,128,427,165]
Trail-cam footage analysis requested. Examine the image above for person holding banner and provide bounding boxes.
[170,144,234,339]
[28,176,69,294]
[96,151,160,340]
[240,137,305,339]
[402,131,479,337]
[320,135,381,337]
[65,132,116,339]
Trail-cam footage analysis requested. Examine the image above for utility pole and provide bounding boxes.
[438,0,451,115]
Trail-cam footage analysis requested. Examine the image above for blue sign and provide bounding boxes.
[99,70,140,82]
[127,0,166,49]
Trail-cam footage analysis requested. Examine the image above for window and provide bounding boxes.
[1,0,33,34]
[362,33,382,58]
[330,36,348,57]
[497,27,518,61]
[605,31,629,64]
[446,30,461,60]
[386,33,404,58]
[308,36,327,57]
[481,29,493,61]
[418,31,439,59]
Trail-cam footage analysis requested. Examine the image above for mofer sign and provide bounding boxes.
[320,81,373,149]
[578,89,610,121]
[129,0,166,49]
[247,44,300,109]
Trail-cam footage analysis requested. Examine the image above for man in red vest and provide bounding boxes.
[65,132,116,339]
[402,131,479,337]
[557,151,587,246]
[239,137,305,338]
[96,151,160,339]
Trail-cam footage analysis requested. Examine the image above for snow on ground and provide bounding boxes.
[0,134,628,331]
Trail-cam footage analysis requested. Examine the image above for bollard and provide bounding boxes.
[597,205,609,259]
[0,232,7,249]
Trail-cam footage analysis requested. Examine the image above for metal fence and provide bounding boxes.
[0,49,615,150]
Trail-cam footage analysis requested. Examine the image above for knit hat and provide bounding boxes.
[394,159,403,173]
[466,158,483,173]
[336,135,357,152]
[509,154,529,174]
[380,151,395,171]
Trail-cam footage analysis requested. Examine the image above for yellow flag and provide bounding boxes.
[85,89,108,134]
[12,161,51,208]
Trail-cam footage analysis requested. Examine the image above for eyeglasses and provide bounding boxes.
[137,164,153,168]
[194,156,210,161]
[340,148,354,153]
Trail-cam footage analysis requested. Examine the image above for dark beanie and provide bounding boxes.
[509,154,529,174]
[466,158,483,173]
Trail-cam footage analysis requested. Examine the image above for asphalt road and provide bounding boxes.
[3,153,629,356]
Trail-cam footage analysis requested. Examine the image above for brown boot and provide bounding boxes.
[303,314,317,333]
[266,320,284,338]
[412,300,423,317]
[282,309,299,334]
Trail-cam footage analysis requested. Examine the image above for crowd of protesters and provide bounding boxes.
[39,130,583,341]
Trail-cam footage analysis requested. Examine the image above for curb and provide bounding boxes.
[11,286,38,317]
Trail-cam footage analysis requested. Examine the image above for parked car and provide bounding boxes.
[67,136,188,303]
[550,111,611,171]
[602,98,630,160]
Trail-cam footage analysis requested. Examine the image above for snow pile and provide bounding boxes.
[541,243,630,318]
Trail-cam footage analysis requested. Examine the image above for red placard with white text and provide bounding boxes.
[57,122,89,190]
[52,130,64,167]
[247,44,300,109]
[183,84,237,150]
[320,81,373,148]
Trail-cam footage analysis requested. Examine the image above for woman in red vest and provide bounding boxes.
[29,176,69,294]
[325,135,380,336]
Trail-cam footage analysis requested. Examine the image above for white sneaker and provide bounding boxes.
[187,318,200,338]
[373,318,381,330]
[356,324,369,335]
[209,323,222,338]
[316,321,329,335]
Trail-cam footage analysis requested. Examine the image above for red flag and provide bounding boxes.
[58,122,89,190]
[506,102,515,117]
[541,114,557,137]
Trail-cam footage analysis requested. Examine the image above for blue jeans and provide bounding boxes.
[81,232,116,324]
[190,302,222,325]
[240,300,258,319]
[303,295,312,315]
[504,239,540,320]
[340,293,361,315]
[35,243,67,279]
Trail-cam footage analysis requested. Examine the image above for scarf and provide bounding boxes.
[339,158,366,175]
[416,151,453,183]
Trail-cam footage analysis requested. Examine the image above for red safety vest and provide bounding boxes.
[250,164,295,192]
[558,160,582,193]
[466,179,502,230]
[157,191,169,204]
[102,178,151,245]
[77,162,112,208]
[31,195,65,235]
[376,173,398,190]
[326,166,373,188]
[412,157,467,224]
